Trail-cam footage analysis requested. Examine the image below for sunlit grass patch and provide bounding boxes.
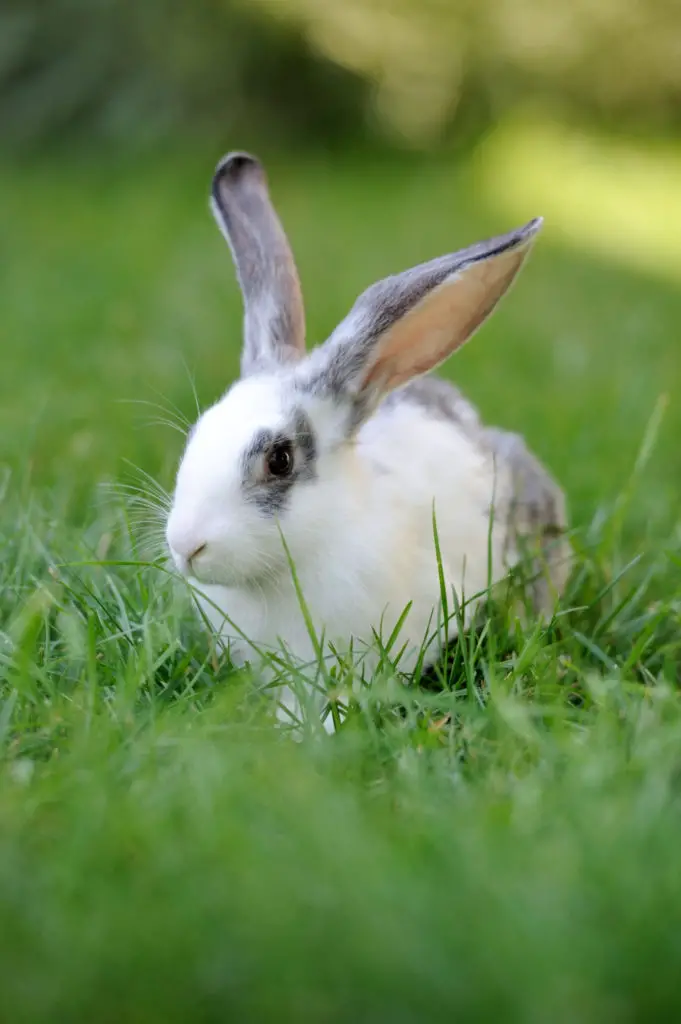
[479,113,681,283]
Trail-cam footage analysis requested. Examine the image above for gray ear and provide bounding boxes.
[211,152,306,376]
[302,218,542,428]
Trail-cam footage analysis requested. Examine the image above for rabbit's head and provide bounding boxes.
[166,153,541,587]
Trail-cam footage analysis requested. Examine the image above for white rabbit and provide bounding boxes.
[165,152,570,727]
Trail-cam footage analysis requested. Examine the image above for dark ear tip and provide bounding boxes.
[213,151,265,192]
[522,216,544,239]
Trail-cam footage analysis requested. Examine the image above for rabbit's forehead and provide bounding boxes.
[211,376,289,443]
[181,376,292,480]
[179,375,347,499]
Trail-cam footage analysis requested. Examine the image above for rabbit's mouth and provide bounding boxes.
[170,543,286,591]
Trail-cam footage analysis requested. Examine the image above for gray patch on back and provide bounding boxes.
[241,406,317,517]
[382,375,481,438]
[484,427,571,613]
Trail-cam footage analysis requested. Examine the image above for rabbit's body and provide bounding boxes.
[195,375,510,673]
[165,152,570,726]
[187,371,568,701]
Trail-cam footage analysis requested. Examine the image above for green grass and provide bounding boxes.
[1,131,681,1020]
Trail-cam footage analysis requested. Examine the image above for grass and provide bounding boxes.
[1,124,681,1020]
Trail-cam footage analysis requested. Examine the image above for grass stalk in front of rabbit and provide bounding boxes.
[186,571,332,730]
[186,509,497,731]
[276,522,341,732]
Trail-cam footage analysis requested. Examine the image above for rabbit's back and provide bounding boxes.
[358,383,511,621]
[380,375,482,438]
[366,374,570,614]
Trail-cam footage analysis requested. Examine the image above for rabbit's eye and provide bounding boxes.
[267,441,293,478]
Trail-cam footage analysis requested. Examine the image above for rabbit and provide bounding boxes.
[165,152,571,728]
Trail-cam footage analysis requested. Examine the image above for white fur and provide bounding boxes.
[166,373,514,727]
[167,376,290,582]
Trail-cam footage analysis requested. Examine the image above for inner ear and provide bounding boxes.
[361,243,533,394]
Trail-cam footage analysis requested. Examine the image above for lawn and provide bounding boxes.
[1,124,681,1020]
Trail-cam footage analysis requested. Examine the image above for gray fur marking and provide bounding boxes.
[211,152,305,376]
[485,427,571,613]
[383,376,481,438]
[241,407,317,517]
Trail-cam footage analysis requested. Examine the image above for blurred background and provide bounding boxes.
[3,7,681,1015]
[1,0,680,536]
[3,0,681,151]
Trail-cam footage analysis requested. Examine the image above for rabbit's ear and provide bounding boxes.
[211,152,306,375]
[305,219,541,429]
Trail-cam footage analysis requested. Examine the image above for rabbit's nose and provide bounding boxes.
[187,542,207,563]
[184,543,207,576]
[176,541,208,576]
[167,522,208,575]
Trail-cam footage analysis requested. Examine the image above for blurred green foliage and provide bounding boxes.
[2,0,680,153]
[0,0,367,151]
[275,0,681,142]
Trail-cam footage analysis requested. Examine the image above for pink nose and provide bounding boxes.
[168,534,207,573]
[186,542,207,563]
[166,515,208,573]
